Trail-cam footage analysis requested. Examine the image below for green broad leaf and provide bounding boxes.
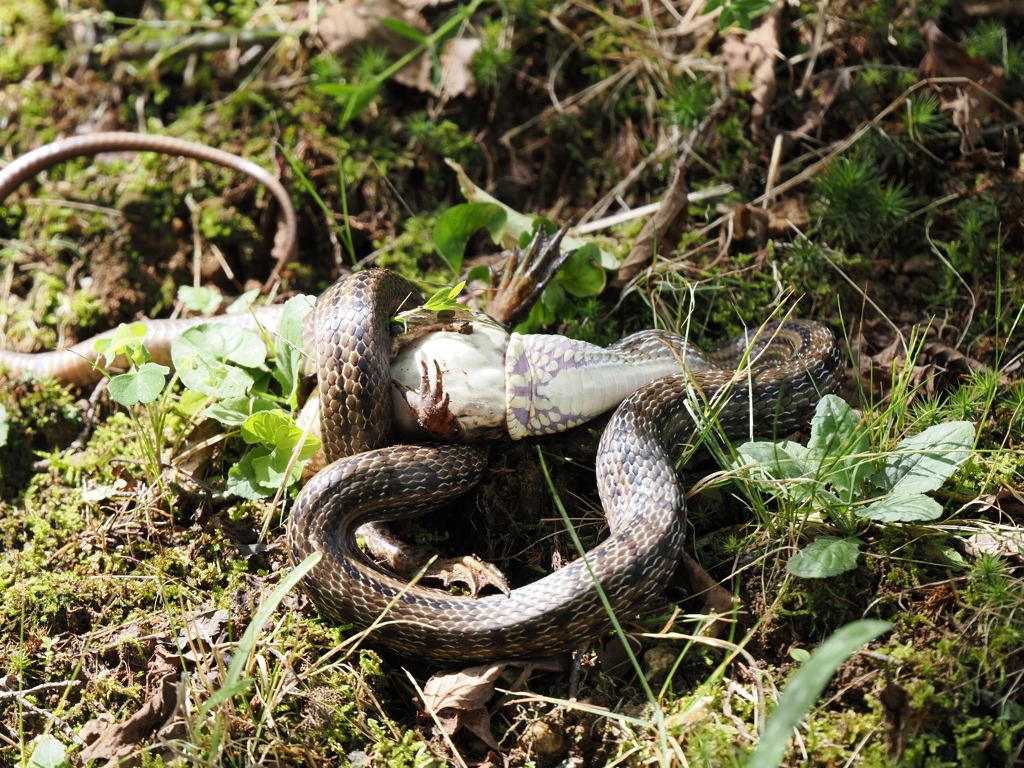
[789,648,811,662]
[934,540,967,570]
[177,285,223,315]
[806,395,873,501]
[433,203,507,273]
[95,322,150,367]
[253,448,295,487]
[29,737,68,768]
[447,159,619,269]
[227,447,275,499]
[746,620,892,768]
[175,389,210,418]
[205,396,276,426]
[0,404,8,447]
[240,410,321,457]
[174,325,267,369]
[172,325,265,398]
[108,363,170,406]
[557,244,606,297]
[875,421,975,496]
[786,536,864,578]
[859,493,943,523]
[226,288,261,314]
[176,354,255,399]
[381,17,427,42]
[736,441,810,479]
[272,294,316,406]
[466,264,491,284]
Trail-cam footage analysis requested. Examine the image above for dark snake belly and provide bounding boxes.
[286,270,844,661]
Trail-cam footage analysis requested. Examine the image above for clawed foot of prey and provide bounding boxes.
[357,522,511,597]
[422,555,511,597]
[396,359,465,441]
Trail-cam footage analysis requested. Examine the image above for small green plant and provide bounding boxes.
[93,294,320,501]
[810,156,914,251]
[734,395,976,578]
[703,0,776,30]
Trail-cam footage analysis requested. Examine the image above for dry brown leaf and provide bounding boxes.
[721,4,784,138]
[613,163,689,288]
[963,531,1024,560]
[75,673,178,768]
[438,37,481,99]
[315,0,478,97]
[919,20,1005,162]
[767,194,810,236]
[421,661,507,712]
[318,0,428,58]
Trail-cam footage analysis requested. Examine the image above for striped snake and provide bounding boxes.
[0,135,844,661]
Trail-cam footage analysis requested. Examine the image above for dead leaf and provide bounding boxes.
[422,661,506,712]
[721,4,784,138]
[766,194,810,236]
[963,531,1024,560]
[76,673,178,768]
[438,37,481,100]
[419,657,567,749]
[613,163,689,288]
[879,681,911,762]
[919,20,1004,162]
[315,0,479,98]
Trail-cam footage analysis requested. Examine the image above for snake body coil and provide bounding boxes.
[287,270,843,661]
[0,135,844,662]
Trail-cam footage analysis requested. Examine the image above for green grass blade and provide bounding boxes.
[746,619,891,768]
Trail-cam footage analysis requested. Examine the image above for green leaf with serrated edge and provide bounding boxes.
[859,493,942,523]
[108,363,170,406]
[381,16,427,42]
[557,244,606,297]
[433,203,506,273]
[29,737,68,768]
[95,323,150,367]
[272,294,315,406]
[205,396,276,426]
[806,395,873,502]
[746,620,892,768]
[241,410,292,445]
[875,421,975,496]
[786,536,864,578]
[177,285,223,315]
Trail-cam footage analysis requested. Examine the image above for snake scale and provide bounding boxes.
[0,134,844,662]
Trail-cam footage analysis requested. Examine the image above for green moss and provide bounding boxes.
[0,0,62,83]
